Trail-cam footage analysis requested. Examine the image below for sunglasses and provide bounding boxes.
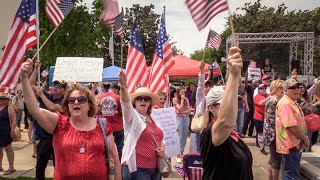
[287,85,299,90]
[55,84,64,89]
[299,86,305,89]
[160,98,167,101]
[68,96,88,104]
[135,96,151,102]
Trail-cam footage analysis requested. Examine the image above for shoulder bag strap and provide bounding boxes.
[99,118,109,165]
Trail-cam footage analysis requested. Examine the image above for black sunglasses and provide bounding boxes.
[55,84,64,89]
[135,96,152,102]
[68,96,88,104]
[287,85,299,90]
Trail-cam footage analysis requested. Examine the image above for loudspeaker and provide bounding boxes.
[291,60,300,73]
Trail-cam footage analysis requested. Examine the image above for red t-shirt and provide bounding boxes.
[98,92,123,132]
[135,121,164,168]
[253,94,266,121]
[53,113,112,180]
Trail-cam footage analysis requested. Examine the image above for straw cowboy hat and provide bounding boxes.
[0,92,9,99]
[130,87,160,106]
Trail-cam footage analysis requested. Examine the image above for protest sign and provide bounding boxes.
[53,57,103,82]
[151,107,180,157]
[248,67,261,81]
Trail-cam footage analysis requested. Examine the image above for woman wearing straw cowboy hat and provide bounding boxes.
[118,70,166,180]
[0,92,16,175]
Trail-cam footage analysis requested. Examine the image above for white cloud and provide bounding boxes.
[83,0,319,56]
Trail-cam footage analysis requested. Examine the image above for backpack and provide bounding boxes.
[183,152,203,180]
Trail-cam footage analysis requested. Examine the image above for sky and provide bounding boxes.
[82,0,319,56]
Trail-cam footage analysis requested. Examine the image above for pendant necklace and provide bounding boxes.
[78,118,90,154]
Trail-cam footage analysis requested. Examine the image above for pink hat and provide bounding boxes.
[261,75,270,81]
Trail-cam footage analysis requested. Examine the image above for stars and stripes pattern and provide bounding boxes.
[205,30,221,51]
[41,69,49,77]
[149,14,174,94]
[174,165,185,177]
[189,167,204,180]
[45,0,75,27]
[126,19,148,93]
[100,0,124,36]
[212,60,220,69]
[0,0,37,93]
[113,10,124,37]
[185,0,228,31]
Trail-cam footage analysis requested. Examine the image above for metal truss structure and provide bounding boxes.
[226,32,314,76]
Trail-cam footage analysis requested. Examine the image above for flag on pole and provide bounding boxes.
[212,60,220,69]
[114,10,124,37]
[126,19,148,93]
[185,0,228,31]
[0,0,37,93]
[41,69,49,77]
[100,0,124,36]
[45,0,75,27]
[205,30,221,51]
[149,14,175,94]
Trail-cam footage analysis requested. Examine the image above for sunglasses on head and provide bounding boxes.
[68,96,88,104]
[135,96,151,102]
[287,85,299,90]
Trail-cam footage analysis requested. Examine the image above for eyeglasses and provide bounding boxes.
[160,98,167,101]
[68,96,88,104]
[299,86,305,89]
[135,96,151,102]
[287,85,299,90]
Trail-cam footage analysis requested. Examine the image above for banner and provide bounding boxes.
[53,57,103,82]
[151,107,180,157]
[248,67,261,81]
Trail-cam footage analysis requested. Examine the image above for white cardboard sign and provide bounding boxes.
[248,67,261,81]
[53,57,104,82]
[151,107,181,157]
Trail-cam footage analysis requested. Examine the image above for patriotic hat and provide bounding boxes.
[130,87,160,106]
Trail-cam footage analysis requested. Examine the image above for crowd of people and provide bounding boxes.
[0,48,319,180]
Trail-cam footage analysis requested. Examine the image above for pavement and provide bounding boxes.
[0,129,269,179]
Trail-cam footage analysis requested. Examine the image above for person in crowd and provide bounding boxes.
[157,92,167,108]
[297,82,317,152]
[237,82,249,137]
[0,92,16,175]
[243,76,259,137]
[118,70,165,180]
[276,78,308,180]
[254,84,269,155]
[98,84,124,161]
[200,47,253,180]
[261,58,274,77]
[310,81,320,143]
[254,75,271,97]
[185,83,196,108]
[263,80,284,180]
[23,102,30,130]
[189,61,213,153]
[21,60,121,179]
[173,88,191,163]
[12,90,24,131]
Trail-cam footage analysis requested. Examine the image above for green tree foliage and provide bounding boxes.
[191,0,320,76]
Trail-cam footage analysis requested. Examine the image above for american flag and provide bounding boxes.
[149,14,174,94]
[126,19,148,93]
[189,167,204,180]
[45,0,75,27]
[212,60,220,69]
[205,30,221,51]
[185,0,228,31]
[41,69,49,77]
[114,10,124,37]
[0,0,37,93]
[174,165,185,177]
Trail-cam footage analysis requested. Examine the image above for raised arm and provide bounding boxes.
[196,61,206,107]
[118,70,133,123]
[29,60,41,86]
[36,88,63,112]
[211,47,242,146]
[20,59,58,134]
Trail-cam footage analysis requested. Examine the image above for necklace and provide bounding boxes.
[78,118,90,154]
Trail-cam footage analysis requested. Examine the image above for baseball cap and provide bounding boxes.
[53,80,68,89]
[258,84,267,89]
[109,83,120,90]
[206,86,224,108]
[261,75,270,81]
[282,79,299,90]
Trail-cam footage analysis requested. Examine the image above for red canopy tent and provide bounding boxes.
[166,55,220,80]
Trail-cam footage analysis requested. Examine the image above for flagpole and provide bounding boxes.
[36,0,41,86]
[120,36,123,69]
[226,0,236,47]
[111,27,114,66]
[163,5,170,107]
[31,26,59,61]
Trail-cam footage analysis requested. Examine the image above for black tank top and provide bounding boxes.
[0,106,11,135]
[200,123,253,180]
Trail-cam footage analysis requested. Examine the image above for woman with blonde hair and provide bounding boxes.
[20,59,121,179]
[200,47,253,180]
[263,80,284,180]
[0,92,16,175]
